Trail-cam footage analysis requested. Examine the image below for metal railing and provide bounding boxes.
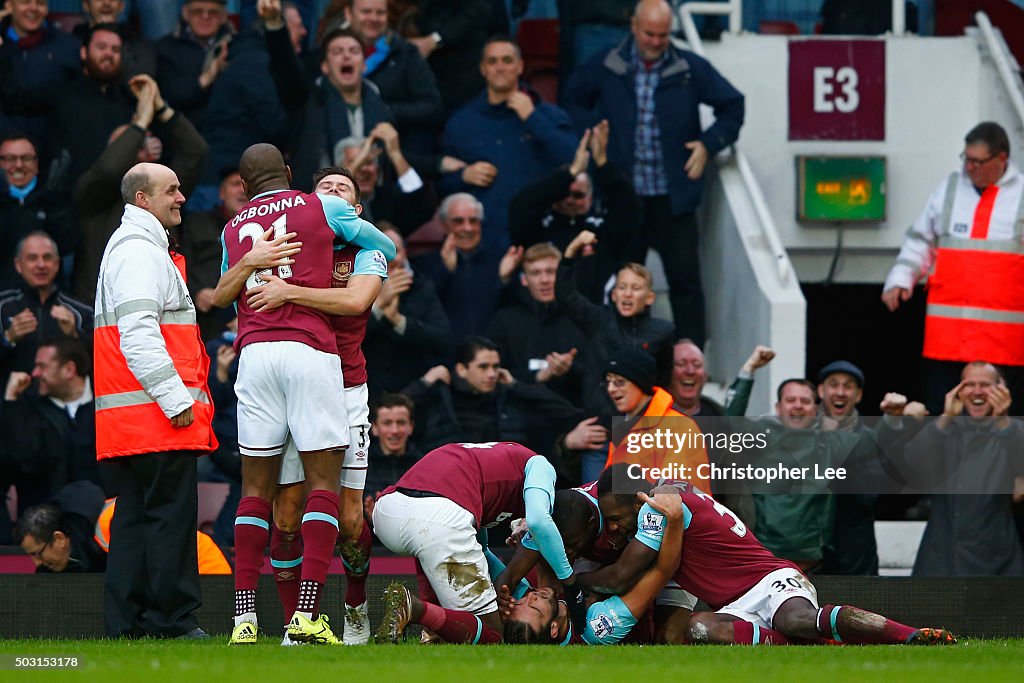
[974,11,1024,136]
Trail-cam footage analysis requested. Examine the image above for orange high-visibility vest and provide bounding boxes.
[605,386,711,492]
[94,245,217,459]
[94,498,232,575]
[923,172,1024,366]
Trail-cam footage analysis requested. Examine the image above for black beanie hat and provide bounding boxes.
[605,348,656,395]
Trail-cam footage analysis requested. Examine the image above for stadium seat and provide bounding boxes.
[759,20,801,35]
[516,18,560,104]
[405,214,445,258]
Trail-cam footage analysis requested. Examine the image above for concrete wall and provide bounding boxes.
[701,30,1023,284]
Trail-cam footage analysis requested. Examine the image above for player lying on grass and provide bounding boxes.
[373,441,587,644]
[493,481,694,643]
[589,464,956,645]
[378,490,682,644]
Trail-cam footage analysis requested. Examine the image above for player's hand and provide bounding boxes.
[683,140,708,180]
[943,381,965,417]
[4,371,31,401]
[989,383,1011,417]
[7,308,38,343]
[741,345,775,374]
[505,517,529,546]
[48,304,78,337]
[440,233,458,273]
[243,227,301,270]
[568,129,591,177]
[588,119,610,167]
[881,286,911,312]
[423,365,450,386]
[498,245,524,282]
[564,416,609,450]
[462,161,497,188]
[196,287,216,313]
[171,405,195,427]
[880,392,909,416]
[497,584,517,620]
[564,229,598,259]
[257,0,284,29]
[246,273,293,312]
[638,492,682,523]
[506,90,535,121]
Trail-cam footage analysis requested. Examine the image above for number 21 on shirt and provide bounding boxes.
[238,215,293,290]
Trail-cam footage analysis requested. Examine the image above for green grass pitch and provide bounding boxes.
[0,639,1022,682]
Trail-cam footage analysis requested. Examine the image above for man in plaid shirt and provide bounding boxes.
[564,0,744,348]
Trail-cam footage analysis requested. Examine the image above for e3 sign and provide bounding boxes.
[789,40,885,140]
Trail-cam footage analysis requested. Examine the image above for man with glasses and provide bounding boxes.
[0,133,73,291]
[882,121,1024,414]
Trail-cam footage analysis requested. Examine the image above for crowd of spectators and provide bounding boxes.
[1,0,1021,579]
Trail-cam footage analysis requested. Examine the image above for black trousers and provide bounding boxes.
[104,450,201,638]
[629,196,706,347]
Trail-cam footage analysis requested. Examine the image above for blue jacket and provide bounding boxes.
[437,89,578,249]
[564,37,744,216]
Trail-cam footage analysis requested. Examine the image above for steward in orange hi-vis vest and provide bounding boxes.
[884,143,1024,367]
[94,204,218,458]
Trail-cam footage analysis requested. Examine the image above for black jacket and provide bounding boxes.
[41,481,108,573]
[364,440,424,499]
[0,58,137,185]
[555,257,674,415]
[508,162,638,304]
[155,21,235,133]
[0,387,112,496]
[0,179,74,291]
[201,30,288,185]
[414,0,503,113]
[363,268,453,399]
[487,289,588,406]
[365,33,444,135]
[0,284,94,374]
[402,375,582,456]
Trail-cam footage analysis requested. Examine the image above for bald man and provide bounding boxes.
[564,0,744,346]
[214,143,396,645]
[93,162,218,639]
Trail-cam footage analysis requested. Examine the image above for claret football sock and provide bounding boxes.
[271,525,303,621]
[418,603,502,645]
[234,496,273,597]
[296,490,341,618]
[816,604,917,644]
[341,519,372,608]
[731,619,792,645]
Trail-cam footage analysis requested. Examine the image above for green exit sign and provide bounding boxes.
[797,156,886,222]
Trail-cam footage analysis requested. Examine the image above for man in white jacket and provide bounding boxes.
[93,162,219,639]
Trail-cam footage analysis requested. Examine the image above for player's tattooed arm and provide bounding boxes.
[576,537,657,595]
